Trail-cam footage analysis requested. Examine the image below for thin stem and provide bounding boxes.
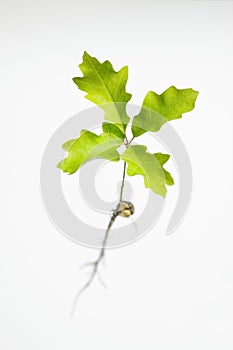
[129,136,135,145]
[119,134,134,202]
[124,132,129,144]
[119,161,126,202]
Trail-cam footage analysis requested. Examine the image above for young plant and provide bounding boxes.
[57,52,198,305]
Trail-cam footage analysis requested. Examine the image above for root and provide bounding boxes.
[70,159,135,316]
[70,210,119,316]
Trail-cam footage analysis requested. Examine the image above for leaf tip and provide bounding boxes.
[57,160,64,170]
[83,50,90,58]
[193,88,199,98]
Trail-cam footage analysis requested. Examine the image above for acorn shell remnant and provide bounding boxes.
[117,201,134,217]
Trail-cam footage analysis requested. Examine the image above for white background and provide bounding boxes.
[1,1,233,349]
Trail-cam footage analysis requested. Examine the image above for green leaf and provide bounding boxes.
[154,153,174,186]
[73,52,132,132]
[121,145,167,197]
[57,130,123,174]
[132,86,199,137]
[102,122,125,139]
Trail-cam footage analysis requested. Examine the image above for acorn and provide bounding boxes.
[117,201,134,217]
